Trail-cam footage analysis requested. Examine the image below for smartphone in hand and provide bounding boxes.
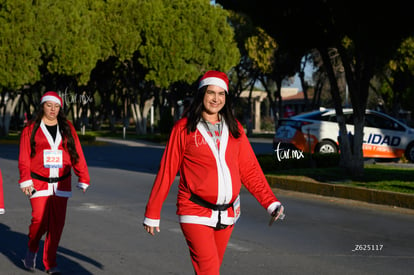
[269,205,285,226]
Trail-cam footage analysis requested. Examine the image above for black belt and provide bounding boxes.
[189,193,234,211]
[189,193,234,229]
[31,171,71,183]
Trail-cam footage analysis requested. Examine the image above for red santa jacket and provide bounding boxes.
[144,117,280,228]
[18,120,90,198]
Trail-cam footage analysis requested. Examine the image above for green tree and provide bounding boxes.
[378,36,414,120]
[0,0,244,137]
[138,0,240,133]
[218,0,413,177]
[24,0,105,130]
[34,0,103,86]
[0,0,41,135]
[0,0,41,89]
[89,0,148,133]
[226,12,297,134]
[140,0,239,88]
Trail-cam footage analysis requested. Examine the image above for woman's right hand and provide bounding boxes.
[21,186,34,197]
[269,205,285,226]
[143,224,160,236]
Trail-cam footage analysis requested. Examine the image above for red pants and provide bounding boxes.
[180,223,234,275]
[28,196,68,270]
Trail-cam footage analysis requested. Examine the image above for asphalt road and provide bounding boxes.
[0,141,413,275]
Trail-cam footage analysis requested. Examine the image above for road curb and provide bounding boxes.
[266,175,414,210]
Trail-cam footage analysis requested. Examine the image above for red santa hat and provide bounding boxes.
[198,70,229,93]
[40,91,62,106]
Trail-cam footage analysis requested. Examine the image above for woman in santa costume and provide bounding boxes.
[143,70,285,275]
[18,91,90,274]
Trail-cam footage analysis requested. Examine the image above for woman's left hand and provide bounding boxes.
[77,186,87,193]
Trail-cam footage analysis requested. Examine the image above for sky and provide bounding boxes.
[282,60,316,91]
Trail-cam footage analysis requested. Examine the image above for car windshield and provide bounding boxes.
[293,110,330,120]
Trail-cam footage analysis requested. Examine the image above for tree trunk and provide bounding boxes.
[259,76,278,130]
[131,96,154,135]
[319,47,358,176]
[131,103,143,134]
[0,92,21,136]
[338,44,372,179]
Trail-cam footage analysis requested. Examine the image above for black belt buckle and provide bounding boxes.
[216,224,229,230]
[48,177,59,183]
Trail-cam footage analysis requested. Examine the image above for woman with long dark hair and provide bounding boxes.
[18,91,90,274]
[143,70,284,274]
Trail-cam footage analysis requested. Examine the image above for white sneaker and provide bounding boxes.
[23,250,37,271]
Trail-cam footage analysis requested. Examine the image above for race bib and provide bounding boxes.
[233,195,241,223]
[43,150,63,168]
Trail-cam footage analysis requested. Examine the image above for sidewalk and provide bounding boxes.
[266,175,414,210]
[95,136,164,148]
[96,137,414,211]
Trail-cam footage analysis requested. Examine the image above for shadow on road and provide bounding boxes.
[0,144,165,175]
[0,223,103,274]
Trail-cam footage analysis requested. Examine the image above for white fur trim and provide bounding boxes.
[77,182,89,190]
[143,217,160,227]
[41,95,61,106]
[198,77,228,92]
[19,179,33,188]
[267,201,281,215]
